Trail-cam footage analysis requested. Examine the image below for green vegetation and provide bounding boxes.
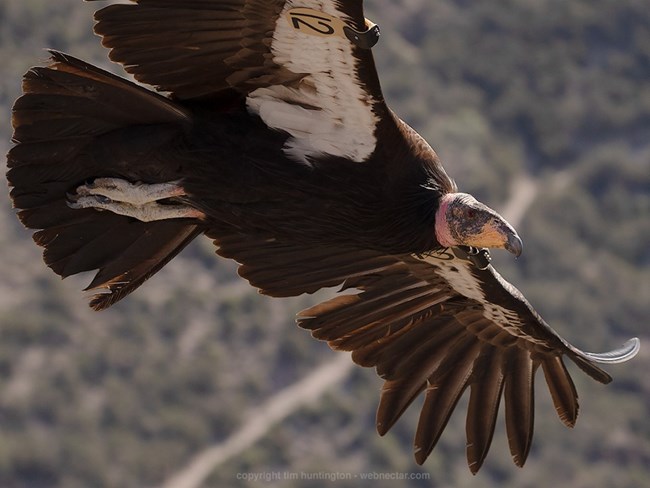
[1,0,648,486]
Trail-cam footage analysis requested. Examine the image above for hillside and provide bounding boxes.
[1,1,648,487]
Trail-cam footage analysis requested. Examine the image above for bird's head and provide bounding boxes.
[434,192,523,256]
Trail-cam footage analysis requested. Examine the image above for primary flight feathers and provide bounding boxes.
[7,0,638,472]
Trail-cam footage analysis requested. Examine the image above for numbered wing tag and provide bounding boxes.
[426,247,492,270]
[286,8,380,49]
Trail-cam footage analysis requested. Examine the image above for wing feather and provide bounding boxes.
[376,325,468,436]
[413,338,482,465]
[541,355,579,428]
[93,0,292,100]
[504,350,537,467]
[465,347,506,474]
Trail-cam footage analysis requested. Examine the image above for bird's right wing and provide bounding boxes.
[91,0,390,164]
[213,231,639,472]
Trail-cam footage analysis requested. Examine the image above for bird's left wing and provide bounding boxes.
[213,232,639,472]
[91,0,387,163]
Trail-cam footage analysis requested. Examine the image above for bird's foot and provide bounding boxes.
[73,178,185,205]
[67,178,204,222]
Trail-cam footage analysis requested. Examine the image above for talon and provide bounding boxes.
[67,198,101,211]
[96,195,112,204]
[67,195,111,210]
[71,180,99,197]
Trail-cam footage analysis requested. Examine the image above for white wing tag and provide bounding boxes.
[286,8,380,49]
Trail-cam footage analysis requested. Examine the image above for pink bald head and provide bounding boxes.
[434,192,523,256]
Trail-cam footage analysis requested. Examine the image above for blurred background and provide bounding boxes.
[1,0,648,487]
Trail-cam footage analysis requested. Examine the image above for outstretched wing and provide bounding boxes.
[92,0,388,163]
[213,232,639,472]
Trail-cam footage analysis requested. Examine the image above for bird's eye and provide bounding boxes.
[466,209,476,219]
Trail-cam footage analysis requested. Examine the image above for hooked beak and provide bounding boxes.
[495,216,523,257]
[504,232,523,257]
[435,192,525,257]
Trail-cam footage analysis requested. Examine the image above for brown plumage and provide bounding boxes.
[6,0,638,472]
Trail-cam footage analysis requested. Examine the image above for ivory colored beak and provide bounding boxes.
[505,232,523,257]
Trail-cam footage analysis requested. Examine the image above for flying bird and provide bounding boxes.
[6,0,639,473]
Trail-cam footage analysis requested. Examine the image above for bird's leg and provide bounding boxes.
[67,178,205,222]
[73,178,185,204]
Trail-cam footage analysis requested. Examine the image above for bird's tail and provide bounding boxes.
[7,51,202,310]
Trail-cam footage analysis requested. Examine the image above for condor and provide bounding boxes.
[6,0,638,473]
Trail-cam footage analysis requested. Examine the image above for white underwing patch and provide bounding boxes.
[246,0,379,164]
[423,252,547,345]
[424,254,485,303]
